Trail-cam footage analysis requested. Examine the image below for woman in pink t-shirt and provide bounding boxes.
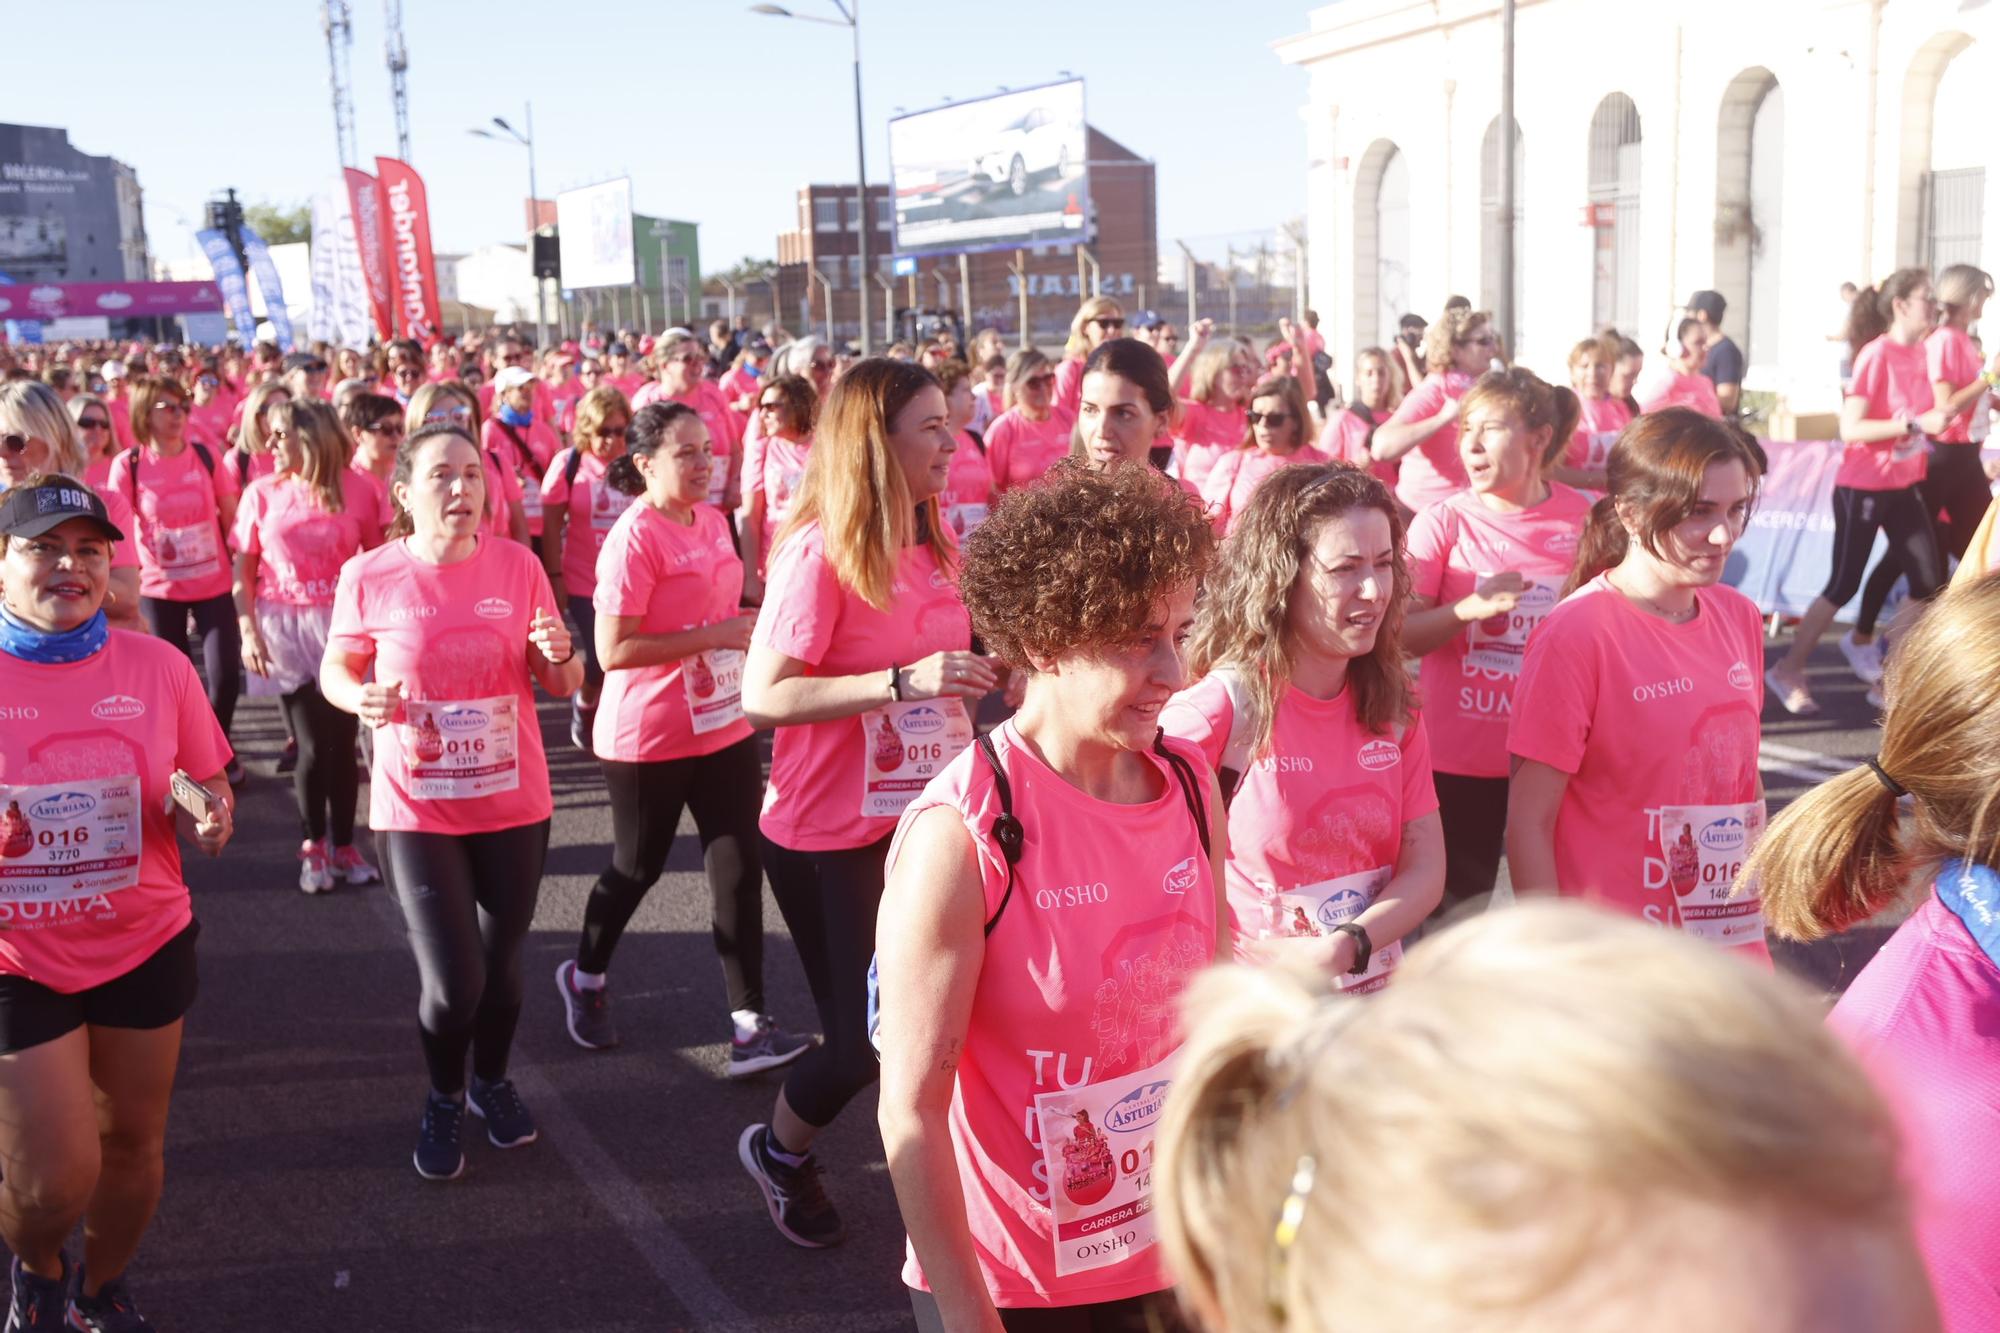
[1767,269,1948,715]
[407,381,530,549]
[1634,318,1724,419]
[936,360,994,541]
[540,384,635,750]
[66,392,122,483]
[185,360,232,450]
[223,380,288,497]
[1175,337,1257,493]
[877,463,1225,1325]
[0,382,141,632]
[1169,461,1442,980]
[632,332,743,512]
[1373,305,1496,512]
[552,401,811,1073]
[1200,375,1329,532]
[1052,296,1126,426]
[1751,575,2000,1333]
[0,476,233,1332]
[342,391,404,531]
[1315,346,1404,491]
[1559,335,1633,491]
[1507,409,1772,960]
[233,400,383,894]
[484,367,561,550]
[1067,338,1187,480]
[736,359,998,1250]
[321,423,582,1182]
[739,374,816,597]
[984,349,1069,493]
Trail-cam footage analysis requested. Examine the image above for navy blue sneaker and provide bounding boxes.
[468,1075,538,1148]
[413,1090,466,1180]
[63,1269,154,1333]
[738,1123,845,1248]
[4,1254,67,1332]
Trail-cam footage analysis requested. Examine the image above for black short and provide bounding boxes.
[0,918,200,1054]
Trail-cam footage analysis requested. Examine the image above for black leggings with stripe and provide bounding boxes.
[1816,483,1942,613]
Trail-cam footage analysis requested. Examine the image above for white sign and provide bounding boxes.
[556,177,636,290]
[890,80,1090,257]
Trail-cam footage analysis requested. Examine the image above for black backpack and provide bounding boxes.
[125,441,230,547]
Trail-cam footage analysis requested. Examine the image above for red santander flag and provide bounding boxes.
[344,168,395,342]
[375,156,443,343]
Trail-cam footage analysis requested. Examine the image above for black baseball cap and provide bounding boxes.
[0,477,125,542]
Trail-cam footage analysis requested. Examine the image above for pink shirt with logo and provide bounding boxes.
[0,632,231,993]
[1507,576,1771,962]
[1176,399,1247,494]
[325,537,559,836]
[232,472,381,607]
[484,419,560,538]
[1635,368,1723,418]
[752,434,813,560]
[186,398,232,449]
[1385,371,1476,512]
[1928,324,1987,445]
[540,448,637,599]
[1162,677,1436,945]
[1406,485,1593,777]
[887,722,1218,1308]
[1316,407,1398,487]
[1566,395,1634,469]
[753,521,972,851]
[1842,336,1935,491]
[1052,356,1086,427]
[1199,445,1330,534]
[592,502,752,764]
[942,431,995,538]
[985,410,1071,493]
[102,443,241,602]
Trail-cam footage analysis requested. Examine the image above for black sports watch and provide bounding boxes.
[1331,922,1373,975]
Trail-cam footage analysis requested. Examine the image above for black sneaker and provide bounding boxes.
[468,1076,538,1148]
[275,738,298,775]
[224,757,247,786]
[737,1123,845,1248]
[727,1016,814,1078]
[413,1090,466,1180]
[63,1270,153,1333]
[555,960,619,1050]
[4,1254,67,1332]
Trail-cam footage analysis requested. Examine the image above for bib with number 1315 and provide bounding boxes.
[401,696,520,800]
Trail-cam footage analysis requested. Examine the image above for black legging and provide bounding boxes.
[910,1287,1187,1332]
[384,820,552,1095]
[759,832,890,1129]
[280,682,359,845]
[1431,772,1508,921]
[576,737,765,1013]
[141,592,241,735]
[1816,484,1942,614]
[1854,442,1992,634]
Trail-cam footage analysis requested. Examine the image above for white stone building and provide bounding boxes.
[1277,0,1992,411]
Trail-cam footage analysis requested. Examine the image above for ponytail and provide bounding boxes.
[1747,769,1907,942]
[1546,385,1582,470]
[1564,495,1628,596]
[605,452,644,496]
[1844,286,1888,360]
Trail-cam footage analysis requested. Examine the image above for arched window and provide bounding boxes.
[1480,117,1526,343]
[1353,140,1411,348]
[1587,94,1642,334]
[1715,69,1782,371]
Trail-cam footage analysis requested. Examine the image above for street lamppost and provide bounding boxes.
[750,1,872,354]
[470,103,547,349]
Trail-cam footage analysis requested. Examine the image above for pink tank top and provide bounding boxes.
[887,722,1219,1308]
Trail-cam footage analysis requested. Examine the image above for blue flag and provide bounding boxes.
[196,230,258,343]
[239,226,294,353]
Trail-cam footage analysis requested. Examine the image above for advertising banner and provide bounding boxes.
[0,280,222,321]
[239,226,294,353]
[344,168,395,341]
[194,231,257,339]
[375,157,442,341]
[554,178,635,290]
[307,192,338,344]
[890,80,1090,257]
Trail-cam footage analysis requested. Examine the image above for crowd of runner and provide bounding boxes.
[0,279,1995,1330]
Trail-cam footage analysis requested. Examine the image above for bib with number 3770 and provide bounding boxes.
[0,775,142,903]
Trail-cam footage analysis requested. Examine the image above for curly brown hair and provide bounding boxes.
[960,460,1215,670]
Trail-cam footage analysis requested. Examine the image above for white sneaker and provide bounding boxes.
[298,840,334,894]
[1839,631,1885,685]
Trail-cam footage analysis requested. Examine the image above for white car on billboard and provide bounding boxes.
[971,105,1077,196]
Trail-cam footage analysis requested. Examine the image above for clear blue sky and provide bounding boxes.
[15,1,1312,272]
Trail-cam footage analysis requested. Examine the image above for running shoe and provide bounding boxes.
[298,840,334,895]
[329,844,382,886]
[727,1016,815,1078]
[413,1090,467,1181]
[224,758,247,787]
[468,1076,538,1148]
[1867,685,1886,711]
[1838,631,1886,685]
[569,700,593,753]
[1764,667,1819,717]
[62,1270,153,1333]
[275,738,298,775]
[4,1254,68,1332]
[554,960,619,1050]
[738,1123,845,1248]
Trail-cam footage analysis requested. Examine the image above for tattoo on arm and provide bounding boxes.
[938,1037,962,1075]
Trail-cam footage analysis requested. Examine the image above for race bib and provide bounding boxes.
[590,485,634,534]
[859,698,973,818]
[1266,866,1402,995]
[1464,576,1560,676]
[1578,430,1619,470]
[400,695,520,800]
[684,647,745,735]
[0,775,142,903]
[519,482,543,522]
[1657,801,1767,948]
[947,503,990,538]
[1034,1052,1174,1277]
[154,520,221,582]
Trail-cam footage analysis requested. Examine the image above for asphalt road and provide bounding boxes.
[21,631,1900,1332]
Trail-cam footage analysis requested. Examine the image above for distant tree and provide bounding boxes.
[243,202,312,246]
[715,255,777,287]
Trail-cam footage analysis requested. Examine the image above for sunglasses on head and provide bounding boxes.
[1246,411,1291,427]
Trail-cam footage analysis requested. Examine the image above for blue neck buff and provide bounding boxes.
[1936,859,2000,968]
[497,404,534,428]
[0,605,109,664]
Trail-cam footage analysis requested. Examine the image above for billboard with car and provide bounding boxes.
[889,80,1090,257]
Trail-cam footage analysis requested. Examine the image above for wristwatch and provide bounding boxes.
[1330,922,1373,975]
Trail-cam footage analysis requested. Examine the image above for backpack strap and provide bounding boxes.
[1210,666,1256,807]
[1152,729,1213,860]
[124,447,139,493]
[233,447,249,489]
[500,419,545,481]
[563,447,585,489]
[975,732,1024,938]
[189,441,216,476]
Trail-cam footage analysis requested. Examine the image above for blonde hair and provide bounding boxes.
[573,384,632,455]
[774,358,953,611]
[1187,341,1247,407]
[237,380,291,458]
[1935,263,1994,320]
[404,380,482,436]
[1351,346,1405,414]
[266,398,349,515]
[65,392,117,465]
[0,380,86,474]
[1157,903,1914,1333]
[1063,295,1125,360]
[1421,304,1492,376]
[1750,575,2000,941]
[1185,462,1411,757]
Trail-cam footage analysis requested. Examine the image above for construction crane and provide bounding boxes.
[385,0,411,160]
[321,0,357,168]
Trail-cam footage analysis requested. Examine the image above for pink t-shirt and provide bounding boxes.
[942,431,995,539]
[90,481,139,573]
[186,398,232,449]
[1315,407,1398,487]
[1385,371,1475,512]
[753,434,813,560]
[1176,399,1247,494]
[102,443,241,602]
[540,448,637,599]
[1928,324,1987,445]
[985,410,1071,493]
[1829,876,2000,1333]
[481,445,526,542]
[1566,396,1633,470]
[325,537,559,836]
[484,419,560,537]
[1507,576,1771,961]
[887,722,1218,1307]
[0,632,231,992]
[1052,355,1086,427]
[592,502,752,763]
[1162,676,1436,948]
[1199,445,1330,534]
[348,464,397,532]
[232,472,380,607]
[753,521,972,851]
[1406,486,1593,778]
[1635,368,1723,418]
[718,366,760,413]
[1842,336,1936,491]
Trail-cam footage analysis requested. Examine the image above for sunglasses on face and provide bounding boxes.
[365,420,405,436]
[757,401,785,412]
[198,376,218,387]
[1462,334,1498,348]
[152,400,186,414]
[1246,411,1291,427]
[675,353,706,366]
[1025,373,1057,388]
[77,417,110,431]
[596,426,628,439]
[1092,318,1125,331]
[1,433,33,455]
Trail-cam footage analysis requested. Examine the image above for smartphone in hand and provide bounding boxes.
[169,769,216,822]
